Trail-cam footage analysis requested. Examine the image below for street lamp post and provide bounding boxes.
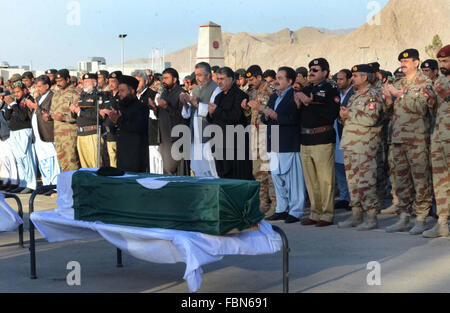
[119,34,127,72]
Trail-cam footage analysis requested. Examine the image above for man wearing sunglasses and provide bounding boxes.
[294,58,341,227]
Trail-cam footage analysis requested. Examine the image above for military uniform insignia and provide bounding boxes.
[403,52,409,58]
[112,73,116,78]
[84,74,89,79]
[334,96,340,104]
[314,60,318,65]
[353,66,358,71]
[368,101,376,111]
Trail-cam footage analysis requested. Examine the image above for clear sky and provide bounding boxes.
[0,0,389,69]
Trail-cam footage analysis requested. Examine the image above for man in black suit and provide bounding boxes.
[108,76,149,173]
[262,67,307,224]
[206,67,253,180]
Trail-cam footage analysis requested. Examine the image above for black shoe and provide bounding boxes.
[284,215,300,224]
[43,189,57,196]
[10,187,24,194]
[266,212,289,221]
[19,188,34,194]
[335,200,350,211]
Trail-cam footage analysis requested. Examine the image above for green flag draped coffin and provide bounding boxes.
[72,171,264,236]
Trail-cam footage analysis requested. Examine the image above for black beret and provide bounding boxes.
[108,71,123,79]
[351,64,375,74]
[56,69,70,79]
[96,167,125,177]
[22,71,34,79]
[421,59,439,70]
[309,58,330,70]
[398,49,419,61]
[46,69,57,75]
[368,62,380,72]
[119,75,139,91]
[437,44,450,58]
[295,67,308,77]
[82,73,98,80]
[245,65,263,79]
[96,70,109,78]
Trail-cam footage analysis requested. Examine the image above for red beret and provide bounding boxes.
[437,44,450,58]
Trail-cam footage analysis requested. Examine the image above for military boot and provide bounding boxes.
[423,217,449,238]
[385,212,410,233]
[338,207,363,228]
[357,209,378,231]
[381,193,399,215]
[409,216,427,235]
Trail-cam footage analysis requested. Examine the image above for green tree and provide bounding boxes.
[425,35,443,59]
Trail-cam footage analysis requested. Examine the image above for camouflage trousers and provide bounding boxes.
[392,142,432,218]
[54,124,80,172]
[344,151,378,211]
[431,139,450,218]
[387,144,397,198]
[252,125,276,213]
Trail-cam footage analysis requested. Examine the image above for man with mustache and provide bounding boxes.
[421,59,440,83]
[295,58,340,227]
[384,49,436,235]
[149,68,189,176]
[108,75,149,173]
[70,73,104,168]
[423,44,450,238]
[241,65,276,214]
[50,69,81,172]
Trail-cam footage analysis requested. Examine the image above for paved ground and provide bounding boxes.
[0,193,449,293]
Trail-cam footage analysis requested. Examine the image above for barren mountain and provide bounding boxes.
[127,0,450,74]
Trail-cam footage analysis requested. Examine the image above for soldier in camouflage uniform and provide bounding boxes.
[338,64,385,230]
[50,69,80,172]
[423,45,450,238]
[241,65,276,214]
[384,49,436,235]
[369,62,390,211]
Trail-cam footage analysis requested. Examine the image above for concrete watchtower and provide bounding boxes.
[196,21,225,67]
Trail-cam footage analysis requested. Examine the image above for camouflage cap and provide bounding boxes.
[10,73,23,82]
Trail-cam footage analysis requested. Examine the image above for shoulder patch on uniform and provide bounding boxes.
[368,102,376,111]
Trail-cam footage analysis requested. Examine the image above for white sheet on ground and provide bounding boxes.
[0,192,23,232]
